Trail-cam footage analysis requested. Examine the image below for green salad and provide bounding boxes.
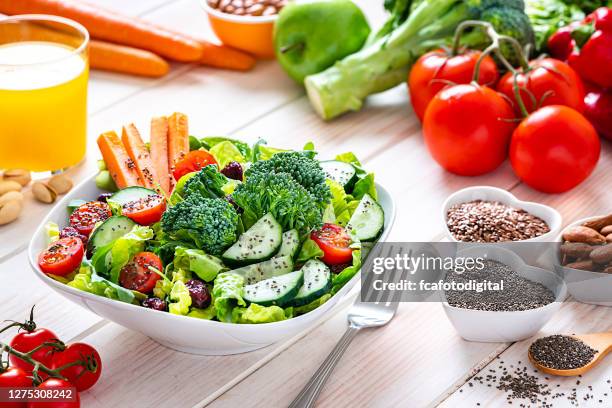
[39,138,385,324]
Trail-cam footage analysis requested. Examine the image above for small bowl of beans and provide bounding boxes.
[202,0,288,58]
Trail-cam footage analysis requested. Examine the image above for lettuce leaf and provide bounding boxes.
[188,305,216,320]
[327,179,360,226]
[210,141,246,168]
[201,136,251,158]
[231,303,289,324]
[168,171,198,205]
[168,280,192,315]
[294,293,332,316]
[297,237,324,263]
[334,152,377,200]
[331,249,362,293]
[213,272,246,323]
[173,247,226,282]
[44,221,60,244]
[67,262,137,304]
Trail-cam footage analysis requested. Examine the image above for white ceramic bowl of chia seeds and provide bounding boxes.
[441,246,567,343]
[555,216,612,307]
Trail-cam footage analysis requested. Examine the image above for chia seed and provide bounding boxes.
[445,260,556,311]
[529,335,598,370]
[447,200,550,242]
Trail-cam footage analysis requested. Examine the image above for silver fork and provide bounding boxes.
[288,247,402,408]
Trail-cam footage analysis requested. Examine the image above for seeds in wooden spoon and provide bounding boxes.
[529,335,598,370]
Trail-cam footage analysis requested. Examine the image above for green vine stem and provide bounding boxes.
[0,306,37,335]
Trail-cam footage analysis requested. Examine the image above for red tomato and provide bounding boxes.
[510,105,600,193]
[497,58,585,115]
[9,328,59,373]
[311,224,353,265]
[0,367,31,408]
[172,150,218,182]
[119,252,163,293]
[69,201,111,236]
[584,85,612,141]
[38,238,84,277]
[51,343,101,392]
[26,379,79,408]
[408,49,499,121]
[423,84,516,176]
[121,194,166,225]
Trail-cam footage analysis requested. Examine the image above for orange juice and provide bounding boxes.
[0,41,88,171]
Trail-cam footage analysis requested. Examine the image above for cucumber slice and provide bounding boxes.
[243,270,304,307]
[231,255,294,285]
[67,199,87,214]
[87,215,136,256]
[222,213,283,265]
[276,229,299,260]
[108,186,158,206]
[346,194,384,242]
[320,160,357,189]
[291,260,331,307]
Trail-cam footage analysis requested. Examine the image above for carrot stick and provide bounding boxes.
[167,112,189,190]
[0,0,204,62]
[90,40,169,78]
[149,116,171,195]
[199,41,256,71]
[121,124,163,193]
[97,131,142,189]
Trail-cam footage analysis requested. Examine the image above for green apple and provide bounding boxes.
[274,0,370,84]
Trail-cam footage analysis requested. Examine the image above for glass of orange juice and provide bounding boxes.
[0,15,89,174]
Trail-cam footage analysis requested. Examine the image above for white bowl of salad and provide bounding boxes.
[28,114,395,355]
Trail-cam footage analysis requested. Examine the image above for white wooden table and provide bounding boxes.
[1,1,611,407]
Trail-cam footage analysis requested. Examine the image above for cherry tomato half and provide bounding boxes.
[69,201,111,236]
[38,237,84,277]
[122,194,166,226]
[497,58,585,115]
[26,378,79,408]
[311,224,353,265]
[510,105,600,193]
[119,252,163,293]
[52,343,102,392]
[408,49,499,121]
[423,84,516,176]
[172,150,218,182]
[9,328,59,373]
[0,367,31,408]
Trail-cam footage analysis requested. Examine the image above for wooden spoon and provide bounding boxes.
[528,332,612,376]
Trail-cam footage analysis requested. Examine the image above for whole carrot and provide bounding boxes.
[0,0,203,62]
[199,41,256,71]
[90,40,169,78]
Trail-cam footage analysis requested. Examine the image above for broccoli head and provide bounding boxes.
[161,196,239,256]
[183,165,227,199]
[246,152,331,206]
[232,172,323,234]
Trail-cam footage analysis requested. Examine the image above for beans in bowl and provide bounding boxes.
[207,0,287,16]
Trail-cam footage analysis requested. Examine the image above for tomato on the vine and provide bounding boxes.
[408,49,499,121]
[26,378,79,408]
[9,328,59,373]
[311,224,353,265]
[423,83,516,176]
[172,150,218,182]
[121,194,166,226]
[497,58,585,115]
[118,252,163,293]
[510,105,600,193]
[0,367,31,408]
[51,343,102,392]
[38,237,84,277]
[69,201,111,236]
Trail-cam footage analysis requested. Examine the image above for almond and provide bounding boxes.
[590,243,612,265]
[2,168,31,187]
[601,225,612,236]
[562,225,606,244]
[565,260,595,271]
[32,182,57,204]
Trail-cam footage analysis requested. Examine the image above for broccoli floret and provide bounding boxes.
[232,172,323,234]
[161,196,239,256]
[183,165,227,199]
[246,152,331,206]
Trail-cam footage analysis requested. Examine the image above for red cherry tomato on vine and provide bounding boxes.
[583,85,612,142]
[0,367,31,408]
[121,194,166,226]
[423,84,516,176]
[26,378,79,408]
[172,150,218,182]
[38,237,84,277]
[51,343,101,392]
[497,58,585,115]
[510,105,600,193]
[69,201,111,236]
[9,328,59,373]
[311,223,353,265]
[408,49,499,121]
[118,252,163,293]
